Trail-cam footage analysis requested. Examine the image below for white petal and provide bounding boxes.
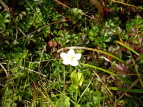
[70,60,79,66]
[63,59,71,65]
[68,49,75,55]
[74,54,81,60]
[60,53,67,59]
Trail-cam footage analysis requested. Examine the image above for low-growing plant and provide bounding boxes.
[0,0,143,107]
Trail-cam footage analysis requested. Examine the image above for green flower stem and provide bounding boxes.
[75,89,78,103]
[63,67,66,96]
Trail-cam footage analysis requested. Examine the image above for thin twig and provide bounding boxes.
[111,0,143,10]
[19,66,46,77]
[53,0,70,8]
[129,51,143,88]
[0,32,16,41]
[18,21,60,40]
[77,80,92,103]
[25,0,46,25]
[0,62,9,77]
[113,77,140,107]
[93,70,113,95]
[53,0,98,20]
[0,0,11,20]
[38,44,47,72]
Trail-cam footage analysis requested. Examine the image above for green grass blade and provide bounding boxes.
[116,41,139,55]
[80,63,141,88]
[109,87,143,93]
[80,63,116,76]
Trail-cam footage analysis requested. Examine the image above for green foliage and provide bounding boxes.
[0,11,10,30]
[0,0,143,107]
[56,95,70,107]
[70,70,84,89]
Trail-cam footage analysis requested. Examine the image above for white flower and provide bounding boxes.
[60,49,81,66]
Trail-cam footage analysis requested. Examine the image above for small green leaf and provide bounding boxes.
[70,70,84,89]
[12,67,18,73]
[56,96,70,107]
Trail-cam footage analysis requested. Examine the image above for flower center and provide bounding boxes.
[68,55,75,61]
